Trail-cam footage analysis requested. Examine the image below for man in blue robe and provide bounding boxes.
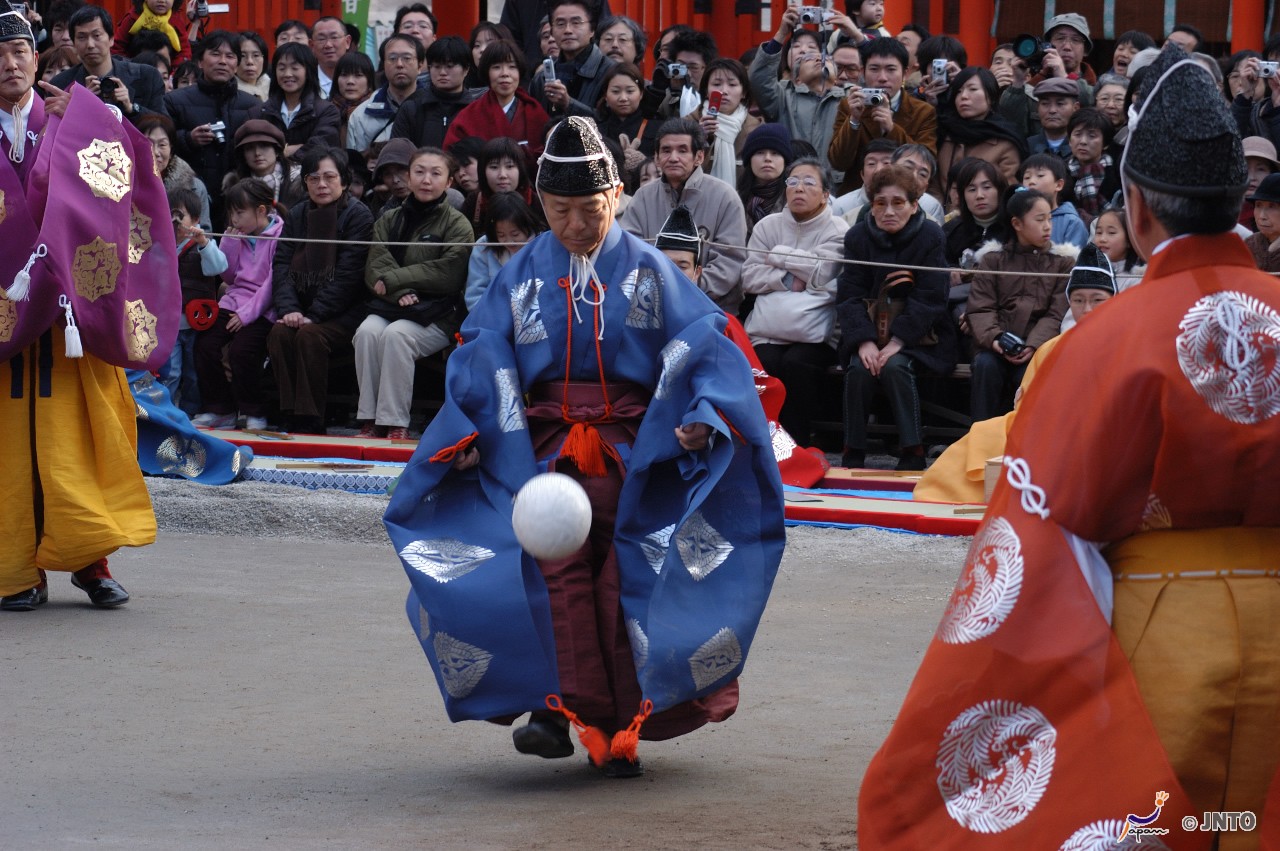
[384,116,785,777]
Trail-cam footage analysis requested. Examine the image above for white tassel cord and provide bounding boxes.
[59,294,83,358]
[8,104,25,164]
[7,243,46,301]
[566,253,607,339]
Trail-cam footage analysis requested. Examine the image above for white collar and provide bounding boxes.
[1150,233,1193,257]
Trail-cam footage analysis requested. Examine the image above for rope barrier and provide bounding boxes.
[203,229,1085,279]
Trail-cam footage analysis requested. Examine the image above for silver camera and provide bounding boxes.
[931,58,949,85]
[798,5,833,24]
[863,87,887,107]
[208,121,227,144]
[667,62,688,78]
[1261,61,1279,79]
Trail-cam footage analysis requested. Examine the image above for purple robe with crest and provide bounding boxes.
[0,85,178,368]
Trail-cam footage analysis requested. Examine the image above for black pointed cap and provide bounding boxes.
[536,116,620,197]
[0,1,34,45]
[1122,44,1247,198]
[1067,242,1116,294]
[655,205,701,264]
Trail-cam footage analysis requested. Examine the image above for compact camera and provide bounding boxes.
[1261,61,1280,79]
[667,61,688,78]
[931,58,949,85]
[863,87,887,107]
[98,76,118,100]
[208,121,227,144]
[798,6,833,24]
[996,331,1027,357]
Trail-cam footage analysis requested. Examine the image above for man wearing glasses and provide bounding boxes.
[1033,13,1098,106]
[392,36,482,150]
[346,33,425,157]
[311,16,351,99]
[529,0,617,118]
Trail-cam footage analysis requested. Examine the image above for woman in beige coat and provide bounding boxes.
[935,66,1029,188]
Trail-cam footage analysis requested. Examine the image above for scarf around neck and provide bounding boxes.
[130,7,181,52]
[709,104,747,186]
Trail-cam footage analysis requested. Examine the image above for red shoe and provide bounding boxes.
[386,426,411,441]
[358,422,386,438]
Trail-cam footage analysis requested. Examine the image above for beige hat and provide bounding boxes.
[1242,135,1280,170]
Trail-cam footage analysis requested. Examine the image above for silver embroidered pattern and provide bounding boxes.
[510,277,547,344]
[1138,493,1172,532]
[654,338,691,400]
[676,511,734,581]
[1058,820,1171,850]
[400,538,496,582]
[770,422,796,461]
[617,268,638,300]
[625,267,663,329]
[433,632,493,699]
[1176,291,1280,424]
[156,436,207,478]
[417,603,431,641]
[626,618,649,671]
[688,627,742,690]
[640,523,676,574]
[937,517,1024,644]
[230,450,244,476]
[936,700,1057,833]
[494,367,526,433]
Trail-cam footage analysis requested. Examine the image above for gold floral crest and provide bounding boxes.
[77,139,133,203]
[72,237,121,301]
[129,204,153,265]
[125,298,158,362]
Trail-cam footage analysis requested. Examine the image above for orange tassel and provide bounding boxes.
[428,431,478,464]
[544,695,612,767]
[610,699,653,762]
[560,421,608,477]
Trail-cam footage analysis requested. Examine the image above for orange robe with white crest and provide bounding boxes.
[858,232,1280,850]
[0,87,178,595]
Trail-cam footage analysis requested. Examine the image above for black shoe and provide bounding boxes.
[841,450,865,469]
[512,717,574,759]
[896,453,926,472]
[594,756,644,779]
[1,585,48,612]
[70,574,130,608]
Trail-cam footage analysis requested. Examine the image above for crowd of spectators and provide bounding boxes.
[19,0,1276,462]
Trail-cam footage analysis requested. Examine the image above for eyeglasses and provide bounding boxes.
[835,63,862,77]
[871,197,911,210]
[387,53,418,65]
[785,176,820,188]
[553,17,588,29]
[305,172,342,184]
[600,33,633,44]
[1050,34,1086,47]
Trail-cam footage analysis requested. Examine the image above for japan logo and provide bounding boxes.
[1176,291,1280,424]
[936,699,1057,833]
[936,517,1023,644]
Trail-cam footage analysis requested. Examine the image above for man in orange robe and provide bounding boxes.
[859,45,1280,850]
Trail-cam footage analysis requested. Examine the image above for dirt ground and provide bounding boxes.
[0,481,970,850]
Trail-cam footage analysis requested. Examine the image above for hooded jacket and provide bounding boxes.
[965,239,1076,350]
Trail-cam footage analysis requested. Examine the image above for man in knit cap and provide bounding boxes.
[1,1,179,611]
[859,44,1280,847]
[385,116,784,778]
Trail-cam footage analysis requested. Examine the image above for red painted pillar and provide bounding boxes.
[708,0,740,65]
[956,0,992,67]
[435,3,480,44]
[1232,0,1265,52]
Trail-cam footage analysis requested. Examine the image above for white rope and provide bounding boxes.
[1001,456,1050,520]
[203,230,1082,279]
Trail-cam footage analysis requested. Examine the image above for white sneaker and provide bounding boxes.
[244,416,268,431]
[191,412,238,429]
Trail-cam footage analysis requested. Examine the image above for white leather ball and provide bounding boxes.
[512,472,592,560]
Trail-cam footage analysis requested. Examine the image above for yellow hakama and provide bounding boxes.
[1111,528,1280,850]
[914,335,1061,504]
[0,332,155,596]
